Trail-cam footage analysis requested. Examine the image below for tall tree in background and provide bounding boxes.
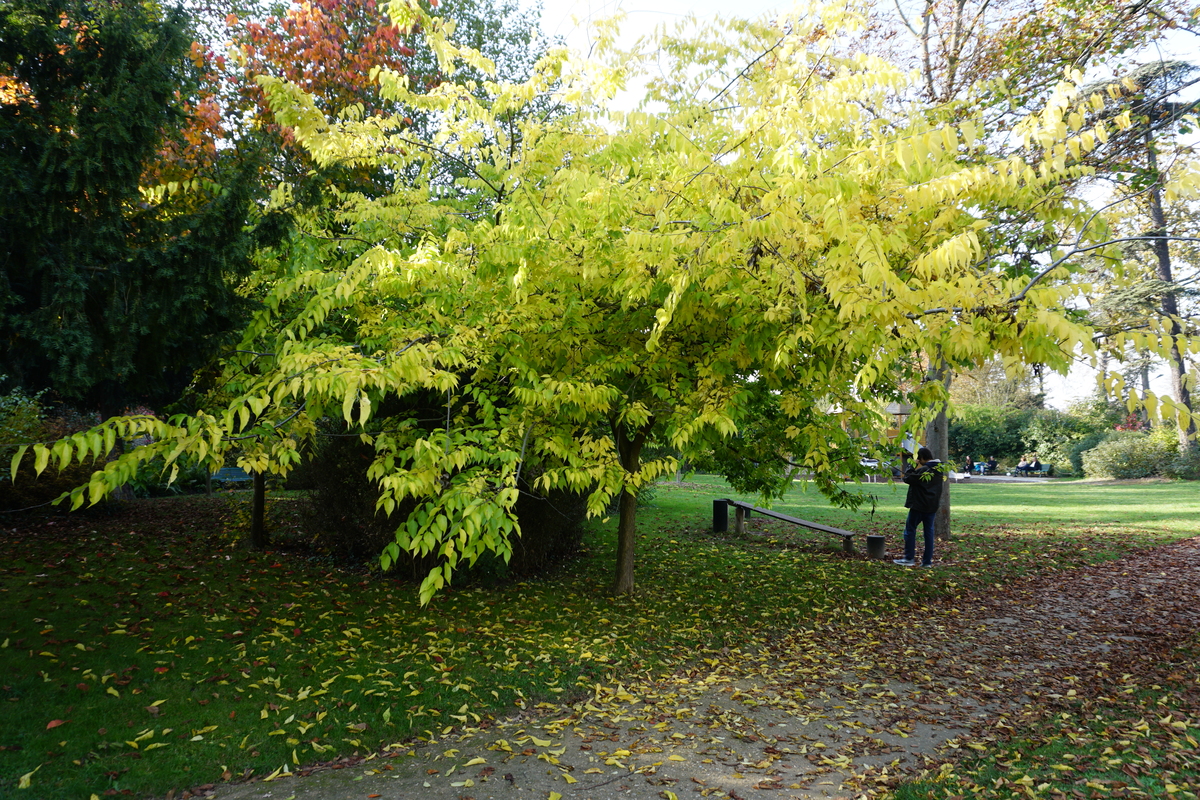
[1084,61,1199,451]
[183,0,551,202]
[0,0,257,413]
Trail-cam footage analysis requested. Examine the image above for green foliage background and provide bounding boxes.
[0,0,257,411]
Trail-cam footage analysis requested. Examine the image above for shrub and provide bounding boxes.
[1021,408,1107,475]
[1080,430,1177,479]
[291,425,588,581]
[1067,431,1113,475]
[0,392,101,511]
[1162,447,1200,480]
[126,455,211,497]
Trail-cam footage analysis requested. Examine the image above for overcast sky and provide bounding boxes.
[533,0,784,54]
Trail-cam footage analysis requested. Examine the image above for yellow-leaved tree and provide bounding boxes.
[17,0,1199,600]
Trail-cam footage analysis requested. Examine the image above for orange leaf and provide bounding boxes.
[46,719,69,729]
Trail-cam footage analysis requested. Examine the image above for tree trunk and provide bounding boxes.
[925,360,952,542]
[611,421,652,595]
[250,471,269,549]
[1140,363,1152,426]
[1146,136,1196,452]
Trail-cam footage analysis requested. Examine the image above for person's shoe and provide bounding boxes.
[919,562,934,567]
[892,558,916,566]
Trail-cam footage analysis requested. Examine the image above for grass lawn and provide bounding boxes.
[1,476,1197,798]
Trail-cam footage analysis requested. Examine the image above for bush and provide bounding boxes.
[1080,430,1177,479]
[1162,447,1200,480]
[290,425,588,581]
[0,388,101,511]
[1067,431,1112,475]
[126,455,211,497]
[1021,408,1107,476]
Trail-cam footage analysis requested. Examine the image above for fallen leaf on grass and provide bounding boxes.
[17,764,41,788]
[46,719,68,729]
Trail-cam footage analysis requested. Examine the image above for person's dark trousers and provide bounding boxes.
[904,508,937,565]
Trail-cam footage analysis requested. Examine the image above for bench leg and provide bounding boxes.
[713,500,728,533]
[842,536,854,555]
[734,506,746,536]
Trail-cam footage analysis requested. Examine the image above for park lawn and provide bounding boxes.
[1,477,1197,798]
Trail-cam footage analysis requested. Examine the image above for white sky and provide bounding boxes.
[524,0,1194,410]
[534,0,784,54]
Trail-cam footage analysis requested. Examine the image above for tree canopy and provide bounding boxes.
[16,0,1200,599]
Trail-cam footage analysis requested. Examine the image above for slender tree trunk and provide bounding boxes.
[1146,137,1196,452]
[925,360,952,542]
[250,471,269,549]
[611,421,652,595]
[1140,363,1152,426]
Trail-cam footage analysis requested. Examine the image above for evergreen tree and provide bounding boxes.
[0,0,256,412]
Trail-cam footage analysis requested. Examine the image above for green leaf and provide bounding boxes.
[32,445,49,476]
[10,445,27,482]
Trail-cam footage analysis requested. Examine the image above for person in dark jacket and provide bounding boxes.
[894,446,944,567]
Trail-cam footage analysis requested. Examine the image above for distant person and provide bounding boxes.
[894,446,944,568]
[1014,456,1031,474]
[962,456,975,474]
[984,456,998,474]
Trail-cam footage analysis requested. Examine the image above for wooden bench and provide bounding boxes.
[713,499,858,554]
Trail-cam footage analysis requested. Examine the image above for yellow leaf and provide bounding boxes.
[17,764,41,789]
[464,757,486,766]
[107,687,120,698]
[563,773,577,784]
[668,754,686,761]
[549,793,563,800]
[33,444,49,475]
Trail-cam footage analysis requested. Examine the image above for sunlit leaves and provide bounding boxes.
[15,2,1199,601]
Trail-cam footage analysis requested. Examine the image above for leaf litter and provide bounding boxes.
[2,490,1198,799]
[212,537,1200,800]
